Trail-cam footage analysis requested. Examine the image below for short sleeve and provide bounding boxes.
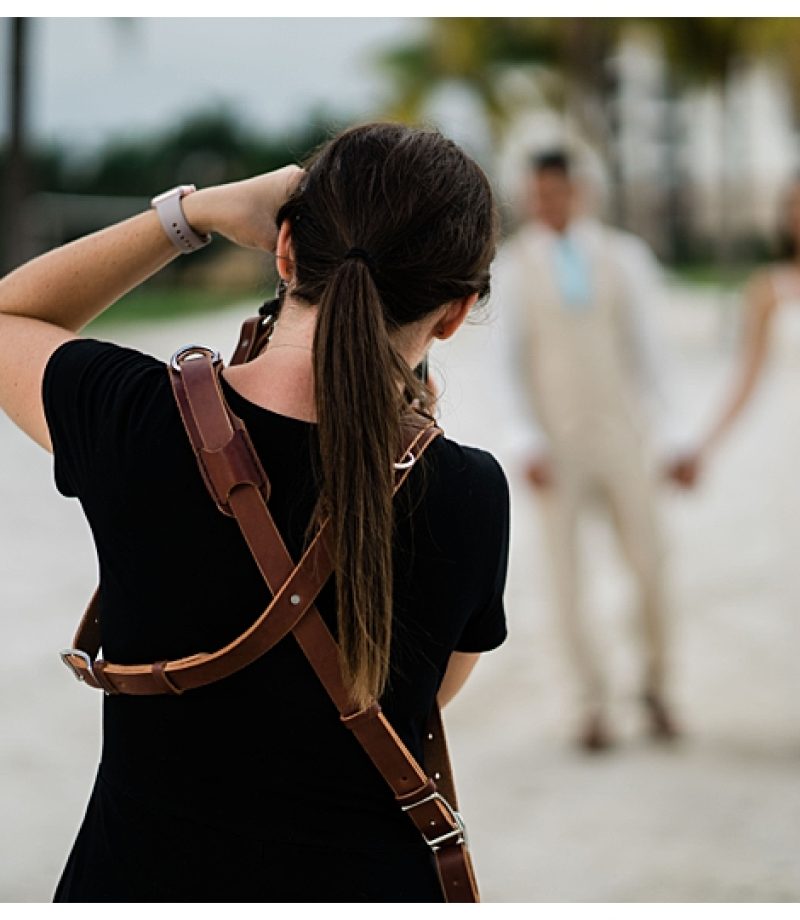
[42,338,165,498]
[454,451,510,653]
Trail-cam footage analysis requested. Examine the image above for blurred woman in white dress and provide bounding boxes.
[688,177,800,469]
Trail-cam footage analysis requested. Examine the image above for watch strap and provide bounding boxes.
[151,184,212,254]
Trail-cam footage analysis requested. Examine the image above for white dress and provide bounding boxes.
[760,267,800,614]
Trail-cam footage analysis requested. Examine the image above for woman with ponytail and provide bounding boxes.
[0,123,509,902]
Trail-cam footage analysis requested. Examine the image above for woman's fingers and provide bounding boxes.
[185,165,304,253]
[235,166,304,252]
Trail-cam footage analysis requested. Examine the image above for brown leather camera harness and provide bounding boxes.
[59,306,480,903]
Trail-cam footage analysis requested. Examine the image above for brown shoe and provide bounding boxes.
[578,713,614,752]
[643,692,680,741]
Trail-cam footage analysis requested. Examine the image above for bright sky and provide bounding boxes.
[1,17,426,153]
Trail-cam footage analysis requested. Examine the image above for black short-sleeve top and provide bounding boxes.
[43,338,509,852]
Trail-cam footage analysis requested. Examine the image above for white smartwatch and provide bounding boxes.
[150,184,212,254]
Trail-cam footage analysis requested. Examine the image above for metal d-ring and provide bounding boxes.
[393,449,417,471]
[170,345,222,373]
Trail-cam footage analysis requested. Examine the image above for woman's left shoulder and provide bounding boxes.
[427,436,509,506]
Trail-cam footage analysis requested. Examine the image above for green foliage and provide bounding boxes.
[0,145,62,201]
[87,282,261,329]
[378,18,563,133]
[4,106,345,199]
[379,19,629,128]
[670,262,756,290]
[380,17,800,130]
[0,105,345,271]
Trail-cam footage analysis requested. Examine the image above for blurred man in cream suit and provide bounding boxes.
[493,150,694,751]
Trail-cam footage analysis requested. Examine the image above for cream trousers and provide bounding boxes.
[536,441,668,717]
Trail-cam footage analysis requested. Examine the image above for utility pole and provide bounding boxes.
[3,17,29,273]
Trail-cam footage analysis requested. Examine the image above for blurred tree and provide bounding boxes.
[380,18,624,150]
[379,19,631,225]
[641,18,800,264]
[381,17,800,263]
[61,108,338,198]
[746,17,800,136]
[379,18,520,141]
[3,17,30,272]
[1,17,139,270]
[647,19,756,263]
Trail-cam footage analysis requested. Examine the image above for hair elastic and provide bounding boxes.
[343,247,376,273]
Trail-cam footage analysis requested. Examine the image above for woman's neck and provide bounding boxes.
[222,298,317,421]
[222,295,434,421]
[267,297,318,351]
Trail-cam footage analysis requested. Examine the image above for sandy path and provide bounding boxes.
[1,289,798,902]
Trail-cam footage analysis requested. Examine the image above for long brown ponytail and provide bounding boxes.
[276,123,497,707]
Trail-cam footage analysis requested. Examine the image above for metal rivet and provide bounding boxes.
[427,732,434,741]
[290,594,301,606]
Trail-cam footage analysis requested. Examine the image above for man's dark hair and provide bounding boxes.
[531,149,571,176]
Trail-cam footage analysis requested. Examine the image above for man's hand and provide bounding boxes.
[525,454,555,490]
[664,452,702,489]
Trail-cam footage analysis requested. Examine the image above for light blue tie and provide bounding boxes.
[554,235,591,311]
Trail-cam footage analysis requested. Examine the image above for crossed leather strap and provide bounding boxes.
[60,319,480,903]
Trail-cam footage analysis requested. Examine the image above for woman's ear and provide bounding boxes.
[275,221,295,283]
[433,293,479,340]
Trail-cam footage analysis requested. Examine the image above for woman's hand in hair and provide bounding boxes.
[183,165,304,254]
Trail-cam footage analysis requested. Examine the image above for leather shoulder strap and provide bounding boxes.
[169,348,476,901]
[229,311,275,366]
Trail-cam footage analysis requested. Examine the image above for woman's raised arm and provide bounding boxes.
[0,166,301,451]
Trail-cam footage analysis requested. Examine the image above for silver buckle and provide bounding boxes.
[170,345,222,372]
[60,648,93,683]
[401,791,468,851]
